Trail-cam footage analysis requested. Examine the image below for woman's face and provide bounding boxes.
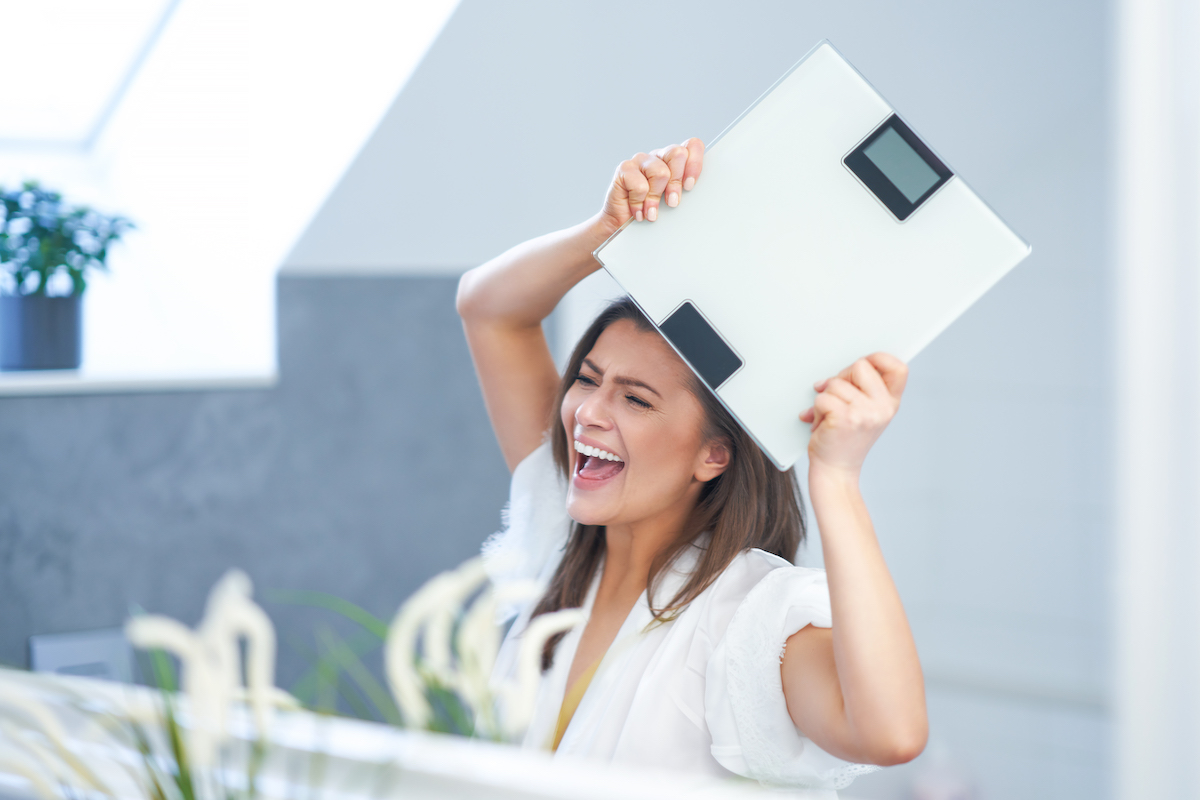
[561,319,729,529]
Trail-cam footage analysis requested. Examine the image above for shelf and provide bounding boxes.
[0,368,277,397]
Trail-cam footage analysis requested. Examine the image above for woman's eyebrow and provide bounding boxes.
[613,375,662,398]
[581,358,662,398]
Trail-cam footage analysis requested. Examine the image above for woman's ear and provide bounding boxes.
[696,438,732,482]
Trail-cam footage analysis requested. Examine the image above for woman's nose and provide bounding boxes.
[574,391,612,429]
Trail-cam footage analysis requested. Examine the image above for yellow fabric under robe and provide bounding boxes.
[552,657,603,751]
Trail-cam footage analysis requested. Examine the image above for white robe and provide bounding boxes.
[484,441,879,797]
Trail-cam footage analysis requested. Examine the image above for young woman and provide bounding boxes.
[457,139,926,796]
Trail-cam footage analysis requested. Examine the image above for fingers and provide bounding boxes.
[615,158,652,222]
[649,144,690,208]
[611,140,705,225]
[682,138,705,191]
[866,352,908,399]
[821,376,863,405]
[816,357,896,400]
[850,358,889,400]
[807,357,897,424]
[815,359,856,393]
[805,355,906,469]
[802,390,846,423]
[634,152,672,221]
[811,391,846,431]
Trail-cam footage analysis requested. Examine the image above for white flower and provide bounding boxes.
[497,608,586,739]
[384,556,584,741]
[0,752,58,800]
[124,569,280,769]
[0,681,111,795]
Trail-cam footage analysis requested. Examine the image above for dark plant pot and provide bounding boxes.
[0,294,82,371]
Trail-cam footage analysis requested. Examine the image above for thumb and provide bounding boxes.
[866,352,908,398]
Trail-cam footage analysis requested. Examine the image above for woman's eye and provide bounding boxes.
[574,374,597,387]
[626,394,651,409]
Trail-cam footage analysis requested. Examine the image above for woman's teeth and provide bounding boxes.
[574,440,623,463]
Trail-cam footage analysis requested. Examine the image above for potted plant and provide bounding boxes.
[0,182,133,371]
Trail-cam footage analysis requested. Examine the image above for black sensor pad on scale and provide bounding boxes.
[658,301,743,391]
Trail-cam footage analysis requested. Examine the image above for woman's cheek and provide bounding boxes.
[560,398,578,435]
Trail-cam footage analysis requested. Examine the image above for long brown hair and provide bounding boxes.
[530,297,805,668]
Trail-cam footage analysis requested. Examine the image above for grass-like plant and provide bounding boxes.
[0,558,586,800]
[270,589,476,736]
[0,182,133,297]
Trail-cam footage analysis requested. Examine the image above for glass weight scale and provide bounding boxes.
[594,41,1031,470]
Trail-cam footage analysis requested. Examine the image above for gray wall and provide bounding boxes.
[0,276,509,689]
[289,2,1112,799]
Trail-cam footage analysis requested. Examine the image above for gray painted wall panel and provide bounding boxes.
[0,276,509,689]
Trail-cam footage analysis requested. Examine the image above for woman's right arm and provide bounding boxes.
[457,139,705,471]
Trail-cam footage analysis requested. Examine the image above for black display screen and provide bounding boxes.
[844,115,952,221]
[658,301,742,390]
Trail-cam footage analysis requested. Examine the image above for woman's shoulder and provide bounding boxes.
[703,552,863,790]
[690,548,828,639]
[710,548,824,599]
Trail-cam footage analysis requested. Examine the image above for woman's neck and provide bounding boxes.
[600,492,699,599]
[564,489,703,693]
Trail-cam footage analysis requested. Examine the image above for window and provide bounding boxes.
[0,0,460,386]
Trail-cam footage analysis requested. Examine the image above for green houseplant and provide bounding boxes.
[0,182,133,370]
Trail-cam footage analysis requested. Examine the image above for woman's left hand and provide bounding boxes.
[799,353,908,478]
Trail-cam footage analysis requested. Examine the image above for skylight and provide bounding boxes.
[0,0,176,146]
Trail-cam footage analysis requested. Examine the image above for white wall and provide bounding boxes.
[1113,0,1200,797]
[287,3,1111,798]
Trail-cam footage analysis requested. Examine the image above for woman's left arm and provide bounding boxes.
[781,353,928,766]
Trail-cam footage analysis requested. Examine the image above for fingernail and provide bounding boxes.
[647,205,657,221]
[683,176,696,191]
[635,209,643,222]
[667,191,679,207]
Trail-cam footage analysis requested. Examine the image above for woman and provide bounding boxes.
[457,139,926,795]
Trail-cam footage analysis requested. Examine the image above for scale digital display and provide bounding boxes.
[844,114,953,221]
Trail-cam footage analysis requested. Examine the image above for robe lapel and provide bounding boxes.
[555,543,705,753]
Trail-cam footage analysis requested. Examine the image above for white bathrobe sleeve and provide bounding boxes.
[704,562,881,790]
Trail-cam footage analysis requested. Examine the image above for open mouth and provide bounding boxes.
[573,439,625,482]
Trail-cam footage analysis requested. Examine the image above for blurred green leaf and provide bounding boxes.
[315,625,403,726]
[421,675,475,737]
[265,589,389,639]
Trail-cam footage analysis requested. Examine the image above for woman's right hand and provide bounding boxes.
[599,138,706,233]
[459,137,703,471]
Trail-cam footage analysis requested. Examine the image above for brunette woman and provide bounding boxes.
[457,139,926,796]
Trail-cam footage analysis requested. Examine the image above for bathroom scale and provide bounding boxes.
[593,40,1031,470]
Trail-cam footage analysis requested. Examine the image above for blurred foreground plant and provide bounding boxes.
[0,570,292,800]
[384,558,583,741]
[273,558,583,740]
[0,557,583,800]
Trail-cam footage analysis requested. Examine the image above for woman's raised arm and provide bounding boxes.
[456,139,704,470]
[781,354,928,766]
